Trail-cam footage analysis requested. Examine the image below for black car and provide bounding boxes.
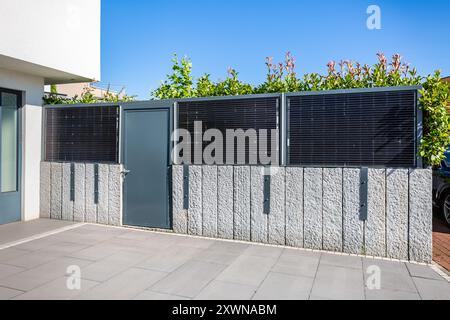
[433,148,450,227]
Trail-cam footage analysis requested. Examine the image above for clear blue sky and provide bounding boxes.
[98,0,450,99]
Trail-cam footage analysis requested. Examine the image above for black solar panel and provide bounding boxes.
[287,90,417,167]
[177,97,279,164]
[45,106,119,163]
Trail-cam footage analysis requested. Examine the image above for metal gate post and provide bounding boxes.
[359,167,368,221]
[280,93,287,166]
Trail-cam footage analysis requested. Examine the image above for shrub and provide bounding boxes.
[419,71,450,166]
[43,85,135,105]
[152,52,449,166]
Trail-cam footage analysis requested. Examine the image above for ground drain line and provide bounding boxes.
[0,223,86,251]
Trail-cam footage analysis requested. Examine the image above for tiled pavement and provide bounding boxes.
[433,217,450,272]
[0,219,449,300]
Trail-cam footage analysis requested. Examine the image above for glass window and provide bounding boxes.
[1,92,18,193]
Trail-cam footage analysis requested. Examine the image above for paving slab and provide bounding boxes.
[14,277,99,300]
[0,286,23,299]
[216,254,277,287]
[0,257,92,292]
[310,264,365,300]
[406,263,446,281]
[412,277,450,300]
[320,253,362,270]
[253,272,314,300]
[134,290,190,300]
[195,280,256,300]
[271,249,320,278]
[365,288,421,300]
[0,220,449,300]
[76,268,167,300]
[0,219,76,247]
[150,260,226,298]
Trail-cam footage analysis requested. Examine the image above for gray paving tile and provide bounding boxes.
[67,243,122,261]
[37,241,90,254]
[108,236,172,252]
[14,237,58,251]
[0,264,26,280]
[320,253,362,270]
[71,224,126,235]
[271,249,320,278]
[308,295,332,300]
[207,241,250,255]
[413,277,450,300]
[253,272,313,300]
[0,257,92,291]
[406,263,445,281]
[46,231,114,245]
[192,247,240,266]
[175,236,215,249]
[216,254,277,287]
[369,270,417,293]
[5,250,62,269]
[362,259,417,293]
[0,286,23,299]
[134,290,190,300]
[195,280,256,300]
[13,277,99,300]
[0,219,75,246]
[365,288,421,300]
[81,251,148,282]
[116,231,179,248]
[75,268,167,300]
[310,264,365,300]
[136,245,201,273]
[362,258,407,274]
[0,248,32,264]
[151,260,226,298]
[243,245,283,259]
[116,230,156,241]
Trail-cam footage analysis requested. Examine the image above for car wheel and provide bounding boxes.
[442,192,450,227]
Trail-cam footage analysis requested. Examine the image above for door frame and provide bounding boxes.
[0,87,23,225]
[120,100,174,229]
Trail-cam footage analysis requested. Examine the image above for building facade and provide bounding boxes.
[0,0,100,224]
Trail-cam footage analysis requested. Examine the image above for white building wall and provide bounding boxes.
[0,67,43,221]
[0,0,101,82]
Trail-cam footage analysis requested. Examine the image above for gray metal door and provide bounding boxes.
[122,108,170,228]
[0,89,21,225]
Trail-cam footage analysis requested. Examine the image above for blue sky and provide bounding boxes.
[99,0,450,99]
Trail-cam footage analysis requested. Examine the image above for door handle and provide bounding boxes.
[121,169,131,177]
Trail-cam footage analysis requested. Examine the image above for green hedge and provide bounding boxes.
[152,53,450,166]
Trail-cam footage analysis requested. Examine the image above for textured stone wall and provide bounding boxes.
[40,162,122,226]
[172,165,433,263]
[40,162,433,262]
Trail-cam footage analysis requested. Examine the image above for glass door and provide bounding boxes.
[0,88,21,224]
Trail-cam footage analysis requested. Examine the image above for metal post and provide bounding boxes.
[359,167,368,221]
[263,173,271,214]
[416,89,424,168]
[280,93,287,166]
[183,164,189,210]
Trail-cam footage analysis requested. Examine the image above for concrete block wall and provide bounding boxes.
[172,165,433,263]
[40,162,122,226]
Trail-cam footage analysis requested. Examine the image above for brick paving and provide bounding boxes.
[433,217,450,272]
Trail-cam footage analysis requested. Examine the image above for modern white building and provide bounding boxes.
[0,0,101,224]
